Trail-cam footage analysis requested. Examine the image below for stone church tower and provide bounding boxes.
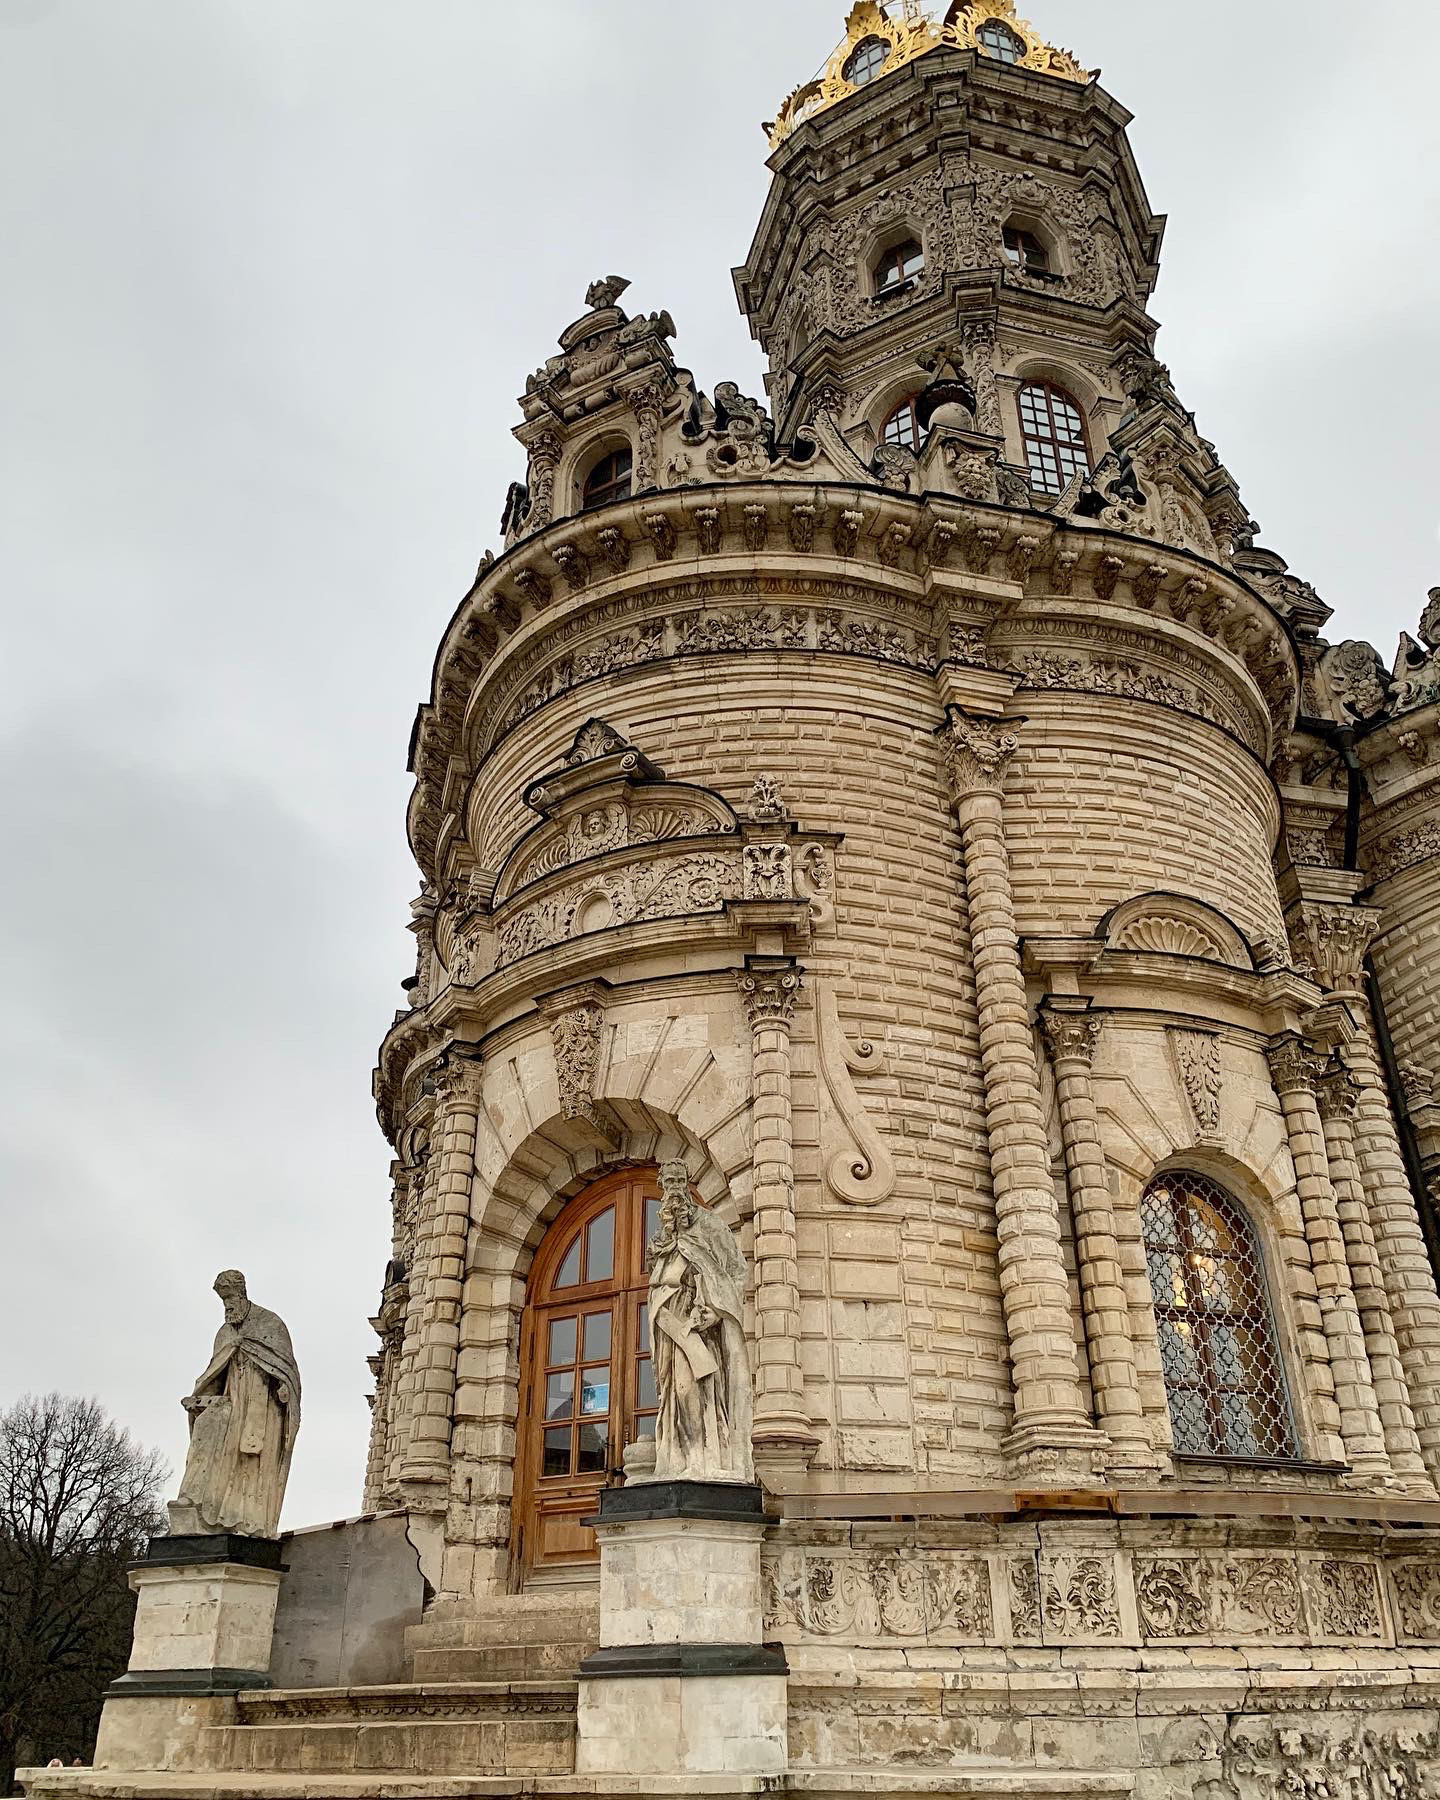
[32,5,1440,1800]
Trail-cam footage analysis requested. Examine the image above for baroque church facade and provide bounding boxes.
[29,5,1440,1799]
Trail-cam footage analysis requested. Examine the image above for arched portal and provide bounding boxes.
[513,1169,663,1581]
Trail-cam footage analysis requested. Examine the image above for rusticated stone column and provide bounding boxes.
[1039,1000,1155,1471]
[1267,1035,1388,1478]
[386,1134,436,1497]
[399,1045,485,1500]
[1317,1062,1432,1491]
[736,958,819,1470]
[940,710,1095,1461]
[1345,1022,1440,1480]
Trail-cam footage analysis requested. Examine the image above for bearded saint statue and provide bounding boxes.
[168,1270,301,1540]
[645,1162,754,1485]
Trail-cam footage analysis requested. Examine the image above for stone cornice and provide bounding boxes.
[406,479,1299,884]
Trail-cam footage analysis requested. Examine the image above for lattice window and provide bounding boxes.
[1017,381,1090,496]
[1141,1171,1297,1462]
[881,396,921,451]
[977,20,1026,64]
[844,36,891,85]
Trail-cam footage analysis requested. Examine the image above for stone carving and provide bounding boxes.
[814,983,896,1208]
[169,1271,301,1540]
[1391,1559,1440,1640]
[645,1161,754,1485]
[1212,1720,1439,1800]
[1171,1030,1224,1136]
[1287,902,1380,992]
[1400,1066,1436,1111]
[940,708,1019,795]
[744,842,792,901]
[1016,650,1263,754]
[1370,820,1440,885]
[1008,1556,1043,1641]
[498,852,741,965]
[1135,1558,1209,1637]
[1041,1554,1121,1639]
[584,275,630,312]
[1305,1558,1383,1639]
[1229,1557,1304,1635]
[736,962,804,1029]
[1323,639,1392,722]
[747,774,786,821]
[547,1000,605,1125]
[765,1550,994,1641]
[1112,913,1230,960]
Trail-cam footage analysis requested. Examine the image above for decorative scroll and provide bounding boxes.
[814,983,896,1207]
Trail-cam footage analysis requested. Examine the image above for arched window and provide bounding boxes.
[1141,1171,1296,1462]
[582,446,633,511]
[881,395,921,451]
[1003,225,1052,274]
[977,20,1026,63]
[513,1169,669,1578]
[1017,381,1091,495]
[875,238,925,294]
[844,35,891,85]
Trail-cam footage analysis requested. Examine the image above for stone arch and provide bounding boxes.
[857,364,930,455]
[1092,1062,1331,1468]
[442,1013,755,1597]
[562,427,637,520]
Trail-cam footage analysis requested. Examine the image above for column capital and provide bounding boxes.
[1317,1059,1363,1124]
[736,958,804,1031]
[431,1044,484,1110]
[1266,1032,1324,1098]
[1286,900,1383,994]
[938,706,1019,800]
[1038,999,1101,1069]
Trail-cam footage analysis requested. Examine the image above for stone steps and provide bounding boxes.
[409,1643,595,1684]
[205,1682,576,1778]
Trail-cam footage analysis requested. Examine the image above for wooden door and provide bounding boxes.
[514,1169,662,1581]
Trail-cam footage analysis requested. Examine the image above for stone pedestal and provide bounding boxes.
[94,1536,282,1771]
[576,1481,787,1778]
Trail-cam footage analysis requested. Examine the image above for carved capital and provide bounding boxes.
[1287,902,1382,993]
[939,707,1019,800]
[747,774,787,821]
[1317,1060,1363,1125]
[737,960,804,1032]
[1039,1002,1100,1070]
[430,1045,484,1112]
[1266,1033,1324,1099]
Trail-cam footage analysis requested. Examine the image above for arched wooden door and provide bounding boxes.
[514,1169,662,1581]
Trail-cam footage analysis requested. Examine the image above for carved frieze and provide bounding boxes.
[497,851,741,966]
[765,1549,993,1642]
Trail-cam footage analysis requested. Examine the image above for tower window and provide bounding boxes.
[875,239,925,293]
[1017,381,1090,496]
[844,36,891,85]
[1003,226,1051,274]
[1141,1171,1296,1463]
[582,447,633,511]
[881,396,921,452]
[977,20,1026,64]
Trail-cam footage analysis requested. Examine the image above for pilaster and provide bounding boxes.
[940,708,1099,1470]
[736,957,819,1474]
[1039,1000,1156,1474]
[1267,1035,1388,1478]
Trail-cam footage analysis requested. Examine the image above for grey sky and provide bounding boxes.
[1,0,1436,1530]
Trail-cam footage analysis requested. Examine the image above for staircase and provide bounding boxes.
[203,1680,576,1779]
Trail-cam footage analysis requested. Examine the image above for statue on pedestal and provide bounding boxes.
[645,1163,754,1484]
[167,1270,301,1540]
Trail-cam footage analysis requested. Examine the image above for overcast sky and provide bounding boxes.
[2,0,1437,1530]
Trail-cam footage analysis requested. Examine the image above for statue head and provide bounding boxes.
[655,1161,695,1239]
[213,1269,250,1327]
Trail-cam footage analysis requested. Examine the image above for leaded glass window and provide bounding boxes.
[844,36,891,85]
[1141,1172,1296,1462]
[977,21,1026,64]
[1017,381,1090,496]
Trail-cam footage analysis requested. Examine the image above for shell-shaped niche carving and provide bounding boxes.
[1103,893,1253,971]
[814,983,896,1208]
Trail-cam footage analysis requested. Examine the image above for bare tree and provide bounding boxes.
[0,1395,165,1795]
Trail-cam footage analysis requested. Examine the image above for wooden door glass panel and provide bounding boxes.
[515,1170,670,1580]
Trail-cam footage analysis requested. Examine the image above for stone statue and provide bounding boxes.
[645,1163,754,1484]
[168,1270,301,1540]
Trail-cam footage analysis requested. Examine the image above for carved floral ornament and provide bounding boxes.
[407,491,1301,875]
[766,0,1092,146]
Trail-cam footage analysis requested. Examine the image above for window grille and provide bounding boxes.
[1141,1171,1297,1461]
[1017,381,1090,495]
[881,396,920,451]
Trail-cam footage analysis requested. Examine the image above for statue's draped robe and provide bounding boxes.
[650,1209,753,1483]
[175,1303,301,1538]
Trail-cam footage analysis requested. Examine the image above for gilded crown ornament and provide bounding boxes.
[766,0,1092,145]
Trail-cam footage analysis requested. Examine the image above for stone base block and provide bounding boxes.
[91,1693,237,1772]
[593,1483,768,1650]
[576,1671,787,1777]
[122,1557,282,1686]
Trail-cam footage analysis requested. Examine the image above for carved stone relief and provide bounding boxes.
[813,983,896,1208]
[1170,1030,1224,1138]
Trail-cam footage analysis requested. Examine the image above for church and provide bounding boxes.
[25,3,1440,1797]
